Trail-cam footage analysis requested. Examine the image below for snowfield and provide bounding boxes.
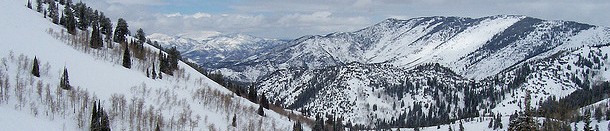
[0,0,302,130]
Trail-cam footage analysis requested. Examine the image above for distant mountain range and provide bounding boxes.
[148,32,285,69]
[149,15,610,128]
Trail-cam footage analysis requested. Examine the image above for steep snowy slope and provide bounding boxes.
[248,15,610,128]
[222,15,609,82]
[0,1,299,130]
[148,32,285,69]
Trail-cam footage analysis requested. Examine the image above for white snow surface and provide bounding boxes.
[0,1,301,130]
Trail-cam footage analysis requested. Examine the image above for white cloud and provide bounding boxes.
[190,12,212,19]
[165,13,182,17]
[80,0,610,39]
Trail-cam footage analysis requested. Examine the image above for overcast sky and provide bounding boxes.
[82,0,610,39]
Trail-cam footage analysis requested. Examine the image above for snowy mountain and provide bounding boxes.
[148,32,285,69]
[0,1,302,131]
[203,15,610,128]
[222,15,609,82]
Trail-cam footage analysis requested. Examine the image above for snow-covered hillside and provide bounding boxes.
[0,0,301,130]
[220,15,609,83]
[224,14,610,129]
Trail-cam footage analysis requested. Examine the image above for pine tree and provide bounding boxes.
[584,110,593,131]
[155,123,161,131]
[232,114,237,127]
[90,101,99,131]
[494,113,503,129]
[257,105,264,116]
[63,4,76,34]
[47,2,59,24]
[90,21,103,49]
[59,67,71,90]
[91,100,111,131]
[136,28,146,45]
[260,93,269,109]
[36,0,42,12]
[59,0,64,5]
[74,1,89,30]
[508,91,538,131]
[146,69,150,78]
[161,47,180,75]
[158,72,162,79]
[113,18,129,44]
[98,12,113,47]
[122,44,131,69]
[31,57,40,77]
[248,85,257,103]
[27,0,32,9]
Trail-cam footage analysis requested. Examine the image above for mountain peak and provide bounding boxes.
[177,31,222,42]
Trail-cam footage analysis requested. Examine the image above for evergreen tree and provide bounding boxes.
[260,93,269,109]
[31,57,40,77]
[248,85,257,103]
[146,69,150,78]
[136,28,146,45]
[63,4,76,34]
[122,44,131,69]
[113,18,129,44]
[98,12,113,47]
[59,0,64,5]
[74,1,90,30]
[584,110,593,131]
[494,113,503,129]
[27,0,32,9]
[158,51,167,75]
[36,0,42,12]
[90,21,103,49]
[257,105,264,116]
[508,91,538,131]
[47,2,58,24]
[159,47,180,75]
[155,123,160,131]
[91,100,111,131]
[59,67,71,90]
[232,114,237,127]
[90,101,99,131]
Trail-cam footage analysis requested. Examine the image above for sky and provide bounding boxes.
[82,0,610,39]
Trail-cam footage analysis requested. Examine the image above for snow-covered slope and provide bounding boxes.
[221,15,608,82]
[0,1,300,130]
[232,15,610,128]
[148,32,285,69]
